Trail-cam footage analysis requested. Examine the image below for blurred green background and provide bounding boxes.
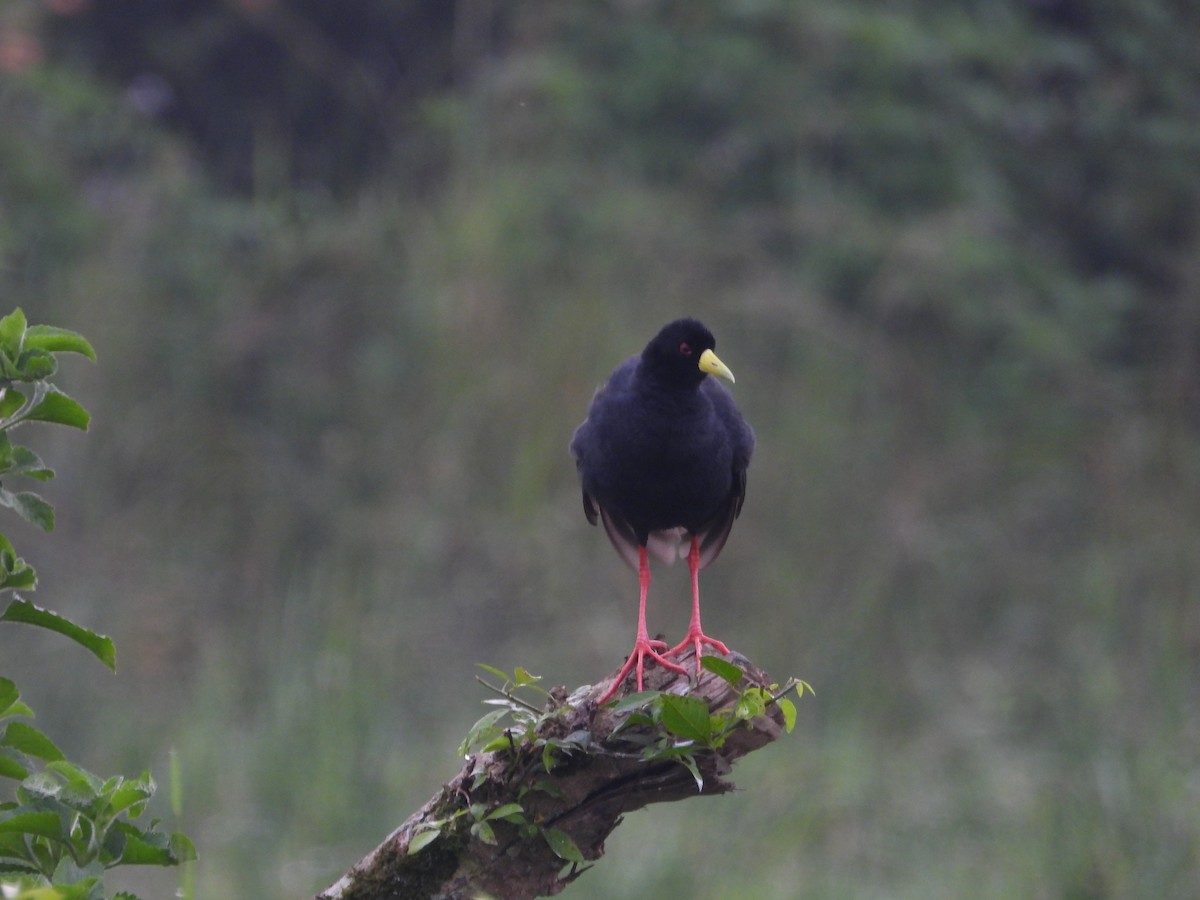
[3,0,1199,896]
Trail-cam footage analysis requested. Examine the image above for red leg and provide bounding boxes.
[666,536,730,673]
[597,546,689,704]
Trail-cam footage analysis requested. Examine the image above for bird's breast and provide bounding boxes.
[589,407,733,532]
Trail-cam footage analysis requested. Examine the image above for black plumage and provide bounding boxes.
[570,319,755,702]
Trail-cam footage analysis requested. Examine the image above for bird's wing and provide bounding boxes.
[580,489,599,526]
[569,356,638,531]
[702,376,756,470]
[576,476,633,557]
[693,473,740,570]
[597,502,643,571]
[694,378,756,570]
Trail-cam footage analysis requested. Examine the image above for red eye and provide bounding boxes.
[679,342,693,356]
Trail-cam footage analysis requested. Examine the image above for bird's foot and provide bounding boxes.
[666,630,731,675]
[597,636,690,704]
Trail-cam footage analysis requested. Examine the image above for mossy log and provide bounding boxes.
[315,647,789,900]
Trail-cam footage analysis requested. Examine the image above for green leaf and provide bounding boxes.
[565,729,592,747]
[47,761,103,810]
[169,830,197,862]
[0,597,117,670]
[609,715,656,744]
[0,388,25,420]
[700,655,744,685]
[471,819,497,845]
[480,732,518,754]
[734,687,769,722]
[407,827,441,855]
[106,830,162,864]
[5,880,61,897]
[18,769,63,803]
[485,802,526,823]
[541,741,557,773]
[0,749,29,780]
[0,810,61,840]
[51,856,105,887]
[33,878,105,900]
[0,556,37,591]
[709,713,730,740]
[10,445,54,481]
[512,666,541,687]
[106,777,154,818]
[0,309,27,359]
[16,349,56,380]
[0,488,55,532]
[776,696,797,733]
[103,825,195,866]
[46,760,102,789]
[24,326,97,362]
[658,694,714,744]
[1,721,64,762]
[672,749,704,792]
[457,708,508,756]
[0,676,17,715]
[109,825,180,865]
[0,352,22,381]
[475,663,511,684]
[543,826,584,863]
[1,700,33,719]
[607,690,663,714]
[24,387,90,431]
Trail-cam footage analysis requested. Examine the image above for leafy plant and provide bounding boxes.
[463,660,808,784]
[604,658,810,791]
[427,665,591,863]
[0,310,194,899]
[423,660,810,862]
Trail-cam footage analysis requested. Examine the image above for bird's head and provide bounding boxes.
[642,318,736,389]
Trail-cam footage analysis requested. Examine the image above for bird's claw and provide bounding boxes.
[597,637,690,704]
[667,631,731,674]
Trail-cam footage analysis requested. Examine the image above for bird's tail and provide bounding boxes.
[645,528,688,566]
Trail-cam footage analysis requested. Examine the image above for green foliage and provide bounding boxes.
[542,826,585,865]
[458,665,580,771]
[404,754,542,858]
[464,663,808,795]
[418,661,806,867]
[610,677,809,792]
[404,789,543,859]
[0,311,192,899]
[0,600,115,672]
[0,310,91,545]
[0,696,197,879]
[0,309,99,652]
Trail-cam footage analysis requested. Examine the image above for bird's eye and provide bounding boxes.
[679,342,693,357]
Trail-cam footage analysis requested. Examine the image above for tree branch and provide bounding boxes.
[315,647,793,900]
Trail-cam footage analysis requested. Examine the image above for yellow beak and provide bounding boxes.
[698,348,735,384]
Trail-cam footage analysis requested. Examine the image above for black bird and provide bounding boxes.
[570,319,755,703]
